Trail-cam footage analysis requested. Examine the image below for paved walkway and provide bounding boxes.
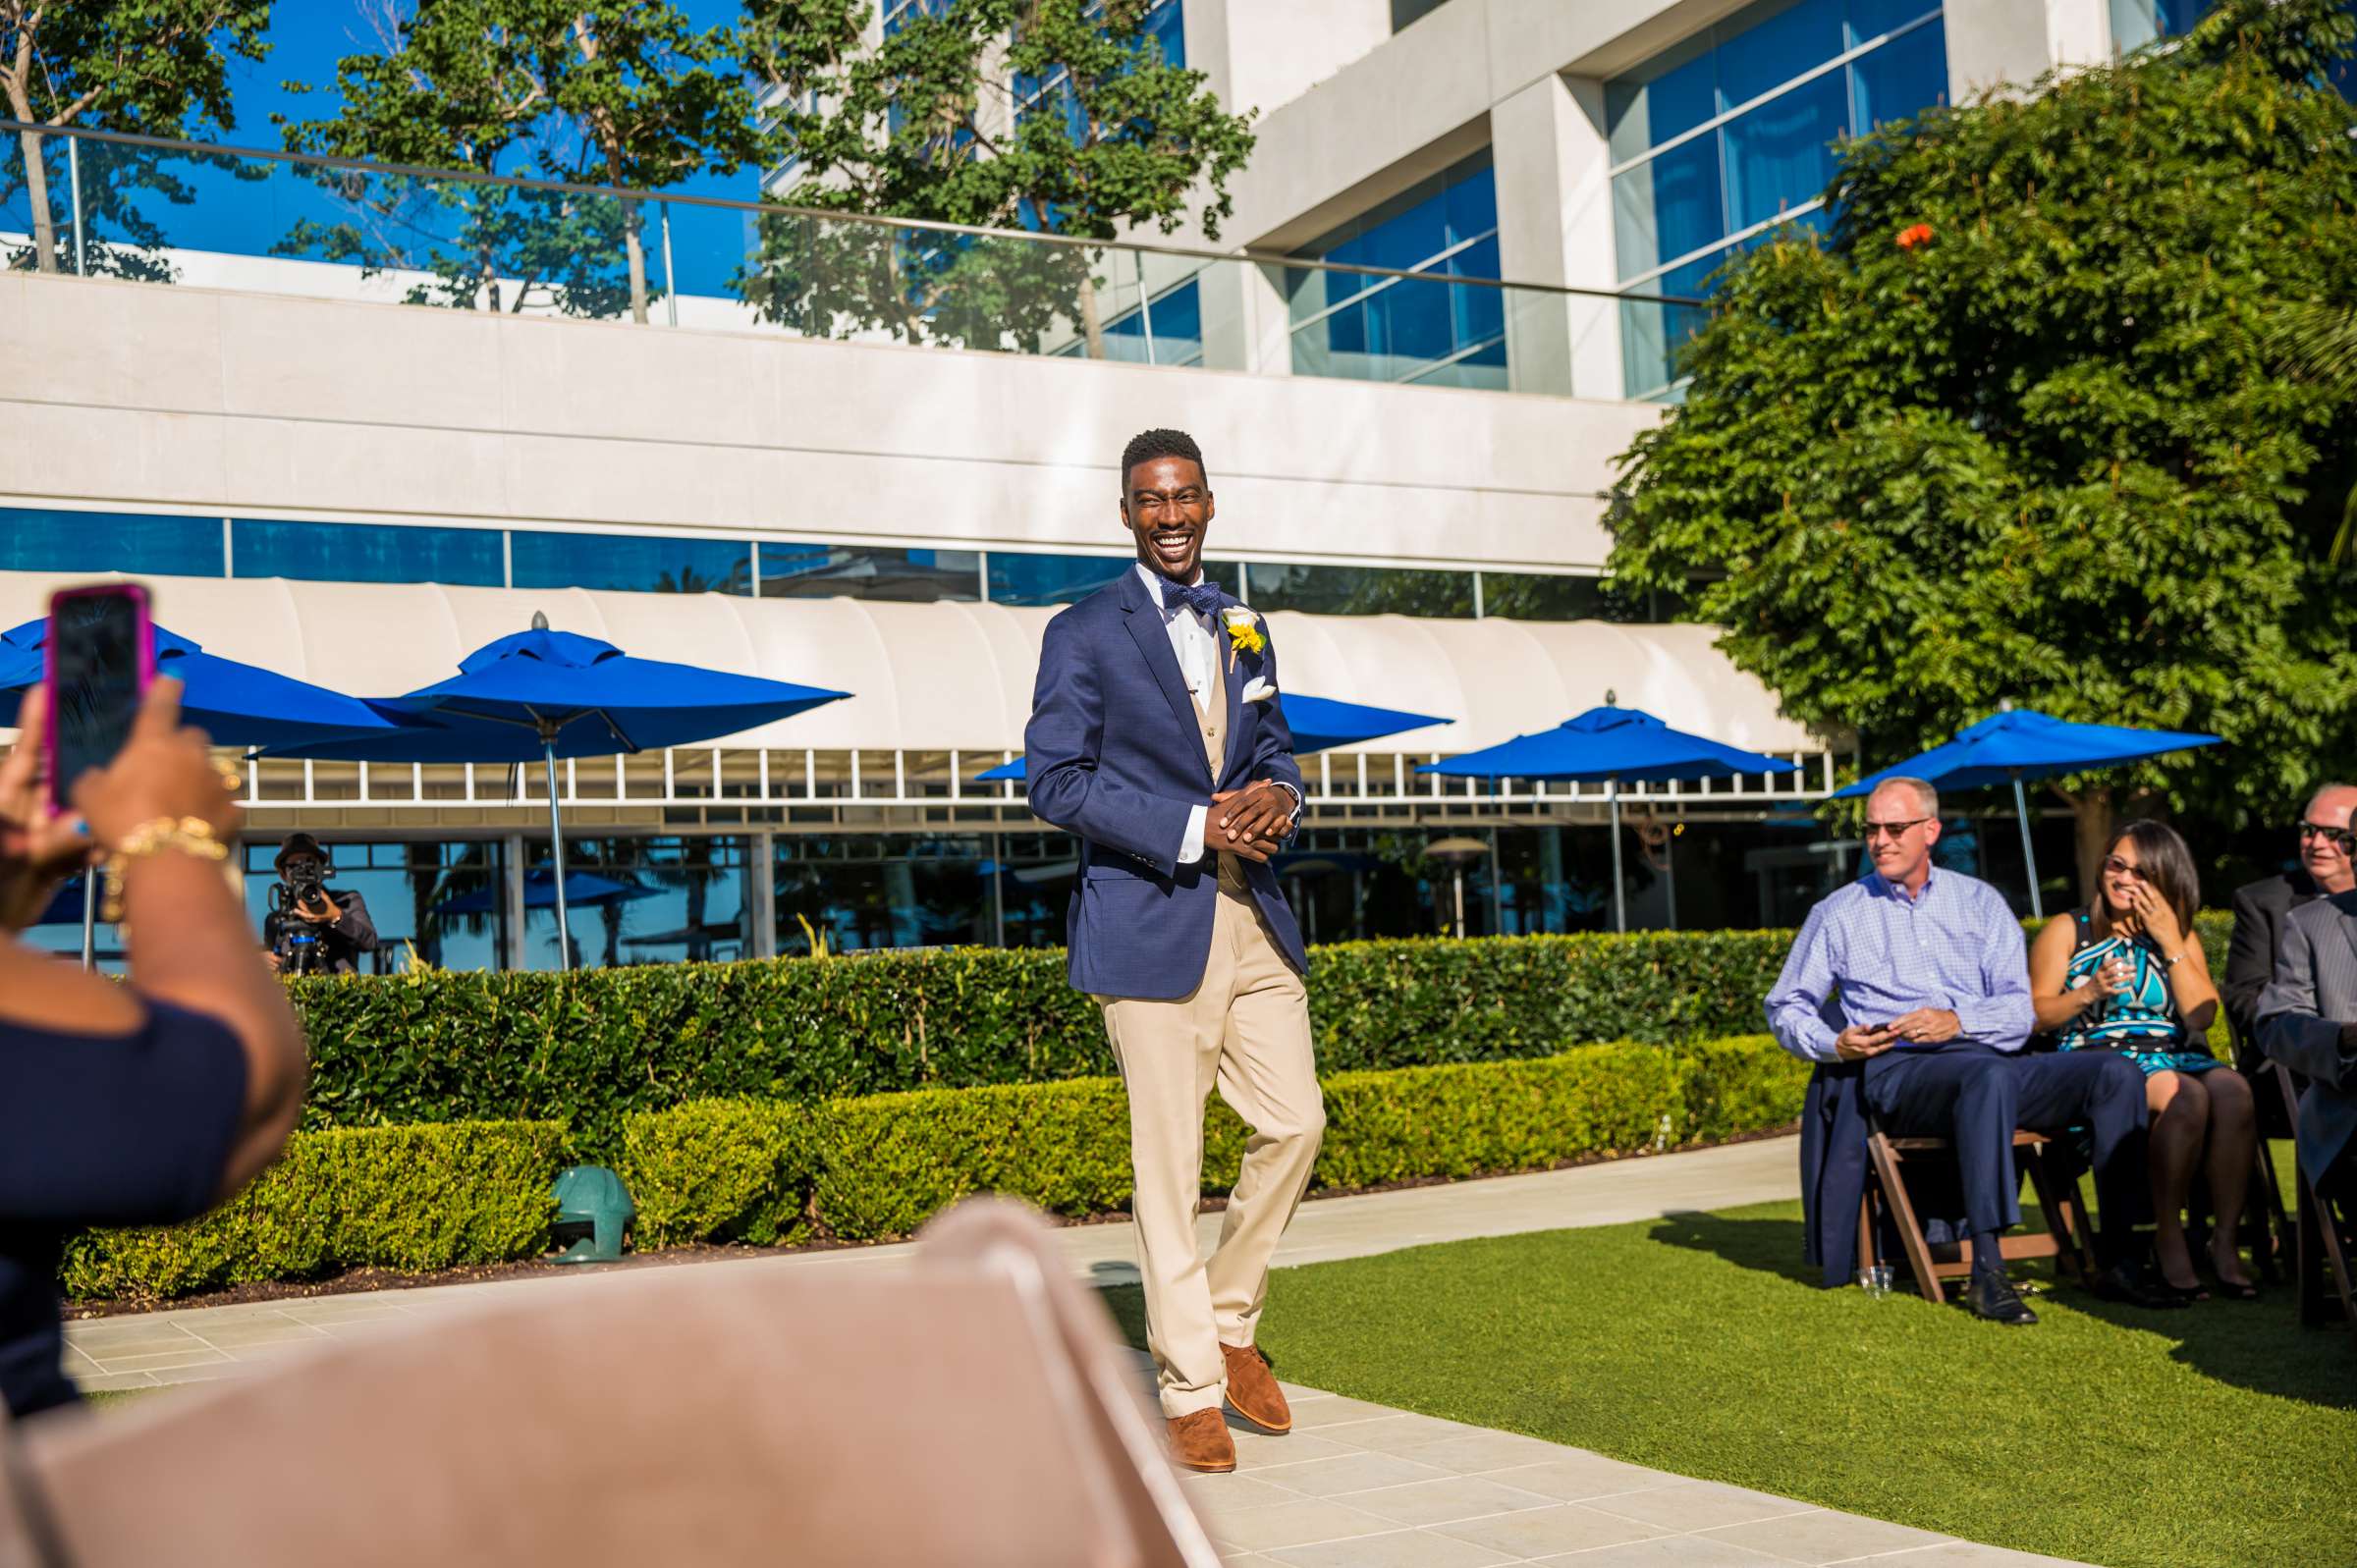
[67,1137,1801,1391]
[63,1136,2092,1566]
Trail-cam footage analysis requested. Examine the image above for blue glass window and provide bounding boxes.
[522,835,749,970]
[1061,277,1205,366]
[0,510,224,576]
[2109,0,2217,53]
[230,520,504,586]
[986,552,1131,606]
[511,531,753,595]
[1289,151,1507,390]
[758,542,979,602]
[1244,564,1475,618]
[1611,0,1947,397]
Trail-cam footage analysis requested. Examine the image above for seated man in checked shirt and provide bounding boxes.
[1767,777,2171,1324]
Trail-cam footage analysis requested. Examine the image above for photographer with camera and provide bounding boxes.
[261,833,377,976]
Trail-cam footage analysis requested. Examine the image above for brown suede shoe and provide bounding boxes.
[1166,1408,1236,1473]
[1221,1341,1291,1433]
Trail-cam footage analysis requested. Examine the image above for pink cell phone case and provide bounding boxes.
[42,582,156,813]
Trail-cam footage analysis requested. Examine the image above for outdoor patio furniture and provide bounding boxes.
[1861,1124,2093,1304]
[0,1201,1220,1567]
[2275,1060,2357,1343]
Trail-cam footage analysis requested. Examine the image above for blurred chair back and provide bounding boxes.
[0,1201,1218,1568]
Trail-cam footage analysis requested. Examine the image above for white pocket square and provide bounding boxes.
[1240,677,1276,703]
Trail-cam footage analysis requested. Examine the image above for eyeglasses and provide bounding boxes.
[2298,821,2357,856]
[1862,817,1932,841]
[2101,855,2146,881]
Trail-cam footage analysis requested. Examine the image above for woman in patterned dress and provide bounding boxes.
[2029,820,2257,1300]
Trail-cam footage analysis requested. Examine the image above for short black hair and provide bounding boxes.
[1120,427,1209,495]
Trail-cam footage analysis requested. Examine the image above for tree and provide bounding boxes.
[1606,0,2357,897]
[282,0,758,323]
[736,0,1252,353]
[0,0,270,275]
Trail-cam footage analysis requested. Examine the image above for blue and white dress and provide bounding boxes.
[2052,909,2220,1078]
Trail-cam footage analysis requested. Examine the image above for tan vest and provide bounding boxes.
[1192,626,1249,895]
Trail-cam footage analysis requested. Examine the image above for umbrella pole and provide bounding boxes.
[543,734,573,971]
[2010,772,2044,921]
[80,880,95,971]
[1610,779,1627,935]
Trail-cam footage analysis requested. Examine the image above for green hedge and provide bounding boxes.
[66,1037,1807,1301]
[63,1121,561,1302]
[289,931,1818,1147]
[622,1034,1808,1246]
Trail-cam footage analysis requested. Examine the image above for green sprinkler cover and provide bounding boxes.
[550,1164,634,1264]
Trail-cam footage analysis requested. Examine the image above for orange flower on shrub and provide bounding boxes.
[1895,222,1935,250]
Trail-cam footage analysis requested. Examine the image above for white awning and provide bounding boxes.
[0,571,1827,756]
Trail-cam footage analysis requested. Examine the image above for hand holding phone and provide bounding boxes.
[43,584,155,814]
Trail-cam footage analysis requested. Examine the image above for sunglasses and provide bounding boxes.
[2298,821,2357,856]
[1862,817,1932,841]
[2101,855,2146,882]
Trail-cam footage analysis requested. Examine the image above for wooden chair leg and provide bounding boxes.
[2251,1138,2289,1286]
[2315,1186,2357,1347]
[2022,1146,2089,1283]
[1869,1132,1945,1303]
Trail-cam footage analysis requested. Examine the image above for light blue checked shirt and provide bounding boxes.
[1766,870,2036,1064]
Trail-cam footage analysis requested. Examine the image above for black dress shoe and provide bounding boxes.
[1964,1271,2039,1325]
[2086,1261,2187,1310]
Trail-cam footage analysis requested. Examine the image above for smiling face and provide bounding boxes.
[1862,781,1941,889]
[1122,455,1214,583]
[2299,784,2357,894]
[2098,835,2145,917]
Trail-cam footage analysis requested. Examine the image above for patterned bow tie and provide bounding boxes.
[1159,578,1224,619]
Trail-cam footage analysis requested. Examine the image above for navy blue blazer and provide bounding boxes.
[1024,568,1309,1000]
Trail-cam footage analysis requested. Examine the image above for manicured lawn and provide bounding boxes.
[1106,1187,2356,1568]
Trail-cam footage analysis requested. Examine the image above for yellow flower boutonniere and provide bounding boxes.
[1220,606,1265,670]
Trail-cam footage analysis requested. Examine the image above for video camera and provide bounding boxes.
[269,845,337,977]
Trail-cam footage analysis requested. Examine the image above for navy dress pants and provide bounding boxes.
[1864,1047,2147,1249]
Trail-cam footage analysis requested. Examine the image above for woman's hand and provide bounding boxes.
[0,686,99,932]
[2130,882,2185,955]
[70,680,239,849]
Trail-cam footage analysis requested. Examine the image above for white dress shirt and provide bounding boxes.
[1135,564,1219,863]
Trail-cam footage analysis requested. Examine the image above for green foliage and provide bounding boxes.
[0,0,273,277]
[736,0,1253,351]
[287,933,1806,1145]
[617,1098,815,1247]
[1609,0,2357,833]
[278,0,759,321]
[63,1120,561,1302]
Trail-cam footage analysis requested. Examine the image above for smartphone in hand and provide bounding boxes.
[44,583,155,812]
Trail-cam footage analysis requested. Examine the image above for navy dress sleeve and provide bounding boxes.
[0,997,249,1418]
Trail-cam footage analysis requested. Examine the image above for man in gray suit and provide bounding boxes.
[2256,889,2357,1198]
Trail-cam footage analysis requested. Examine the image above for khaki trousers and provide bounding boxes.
[1100,885,1325,1418]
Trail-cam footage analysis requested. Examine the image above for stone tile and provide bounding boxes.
[1431,1501,1669,1558]
[1324,1415,1490,1456]
[1182,1474,1302,1515]
[1266,1527,1517,1568]
[1209,1498,1400,1554]
[1252,1451,1454,1498]
[273,1300,418,1325]
[1528,1537,1791,1567]
[1368,1427,1572,1476]
[63,1327,203,1359]
[1228,1430,1356,1467]
[1342,1474,1565,1528]
[86,1349,231,1374]
[1587,1480,1822,1532]
[184,1320,332,1350]
[1697,1509,1948,1565]
[1849,1544,2087,1567]
[1286,1395,1407,1431]
[1485,1452,1682,1502]
[1276,1382,1331,1403]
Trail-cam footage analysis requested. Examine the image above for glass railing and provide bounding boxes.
[0,120,1707,401]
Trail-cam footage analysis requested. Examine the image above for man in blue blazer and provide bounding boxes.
[1025,428,1324,1475]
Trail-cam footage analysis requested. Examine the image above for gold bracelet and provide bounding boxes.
[100,816,230,923]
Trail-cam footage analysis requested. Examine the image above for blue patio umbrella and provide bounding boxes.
[971,693,1453,782]
[0,620,396,749]
[2,618,395,967]
[429,869,660,917]
[1834,705,2222,918]
[264,616,849,969]
[1417,702,1799,933]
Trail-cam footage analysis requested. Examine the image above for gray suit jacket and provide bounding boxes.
[2256,891,2357,1189]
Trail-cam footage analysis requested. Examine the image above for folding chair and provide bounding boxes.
[2275,1060,2357,1343]
[2215,1019,2294,1285]
[1862,1123,2093,1304]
